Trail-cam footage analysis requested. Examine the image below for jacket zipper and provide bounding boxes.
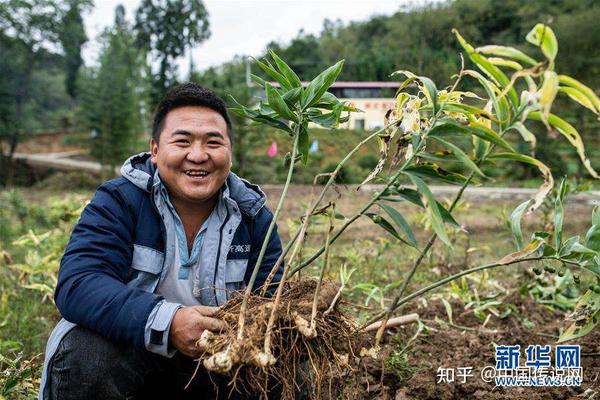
[213,209,231,306]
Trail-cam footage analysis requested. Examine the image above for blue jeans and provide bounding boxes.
[45,326,261,400]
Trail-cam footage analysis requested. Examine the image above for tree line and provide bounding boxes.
[1,0,599,184]
[0,0,209,181]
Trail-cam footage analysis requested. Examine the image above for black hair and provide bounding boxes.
[151,83,233,144]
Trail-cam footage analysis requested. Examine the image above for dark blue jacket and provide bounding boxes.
[53,152,283,350]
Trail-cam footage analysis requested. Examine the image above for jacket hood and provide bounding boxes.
[120,152,267,218]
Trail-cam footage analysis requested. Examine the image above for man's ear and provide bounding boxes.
[150,138,158,164]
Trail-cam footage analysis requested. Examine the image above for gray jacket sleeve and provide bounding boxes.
[144,300,182,357]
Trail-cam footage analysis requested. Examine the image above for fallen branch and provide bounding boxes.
[364,313,419,333]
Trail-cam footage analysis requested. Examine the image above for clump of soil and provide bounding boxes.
[366,295,600,400]
[197,279,369,399]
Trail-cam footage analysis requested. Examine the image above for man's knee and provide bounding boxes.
[47,326,154,399]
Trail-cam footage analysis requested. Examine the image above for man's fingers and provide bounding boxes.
[198,315,227,332]
[192,305,221,317]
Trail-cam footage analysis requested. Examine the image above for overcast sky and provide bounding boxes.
[83,0,428,76]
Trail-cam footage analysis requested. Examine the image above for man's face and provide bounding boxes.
[151,106,232,208]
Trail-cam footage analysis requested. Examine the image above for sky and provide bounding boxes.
[83,0,427,76]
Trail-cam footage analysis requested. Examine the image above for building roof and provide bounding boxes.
[270,81,401,88]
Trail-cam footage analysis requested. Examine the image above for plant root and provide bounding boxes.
[196,278,368,399]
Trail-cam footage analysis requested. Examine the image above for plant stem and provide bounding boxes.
[236,131,300,341]
[288,114,446,277]
[368,256,543,323]
[309,204,335,330]
[262,124,400,353]
[287,167,406,277]
[374,173,474,344]
[259,124,392,289]
[371,96,530,341]
[258,227,300,296]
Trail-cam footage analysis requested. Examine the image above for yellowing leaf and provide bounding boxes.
[491,152,554,212]
[539,71,558,122]
[487,57,523,70]
[558,75,600,112]
[559,289,600,343]
[529,111,599,179]
[559,87,596,113]
[497,239,544,265]
[526,24,558,67]
[476,45,537,66]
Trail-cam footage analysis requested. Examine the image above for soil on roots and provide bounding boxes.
[364,295,600,400]
[196,279,370,399]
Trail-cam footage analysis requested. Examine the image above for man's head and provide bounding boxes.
[151,83,233,209]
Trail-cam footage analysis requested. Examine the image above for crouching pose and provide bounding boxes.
[40,84,283,399]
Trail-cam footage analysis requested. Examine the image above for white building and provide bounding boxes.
[270,81,401,130]
[327,82,400,130]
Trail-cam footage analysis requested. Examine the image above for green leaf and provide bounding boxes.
[301,60,344,109]
[230,104,294,135]
[405,172,451,247]
[307,108,342,129]
[378,203,419,248]
[254,57,291,90]
[528,111,599,179]
[420,76,439,115]
[265,83,298,122]
[250,74,267,87]
[313,92,361,112]
[467,122,514,152]
[381,187,460,227]
[509,199,533,250]
[558,236,579,257]
[526,24,558,67]
[585,209,600,253]
[491,152,554,211]
[429,119,514,152]
[462,70,509,124]
[476,45,537,66]
[562,242,597,259]
[558,289,600,343]
[418,152,456,163]
[430,136,485,177]
[508,121,536,149]
[365,213,413,247]
[404,164,468,185]
[472,136,489,161]
[269,50,302,88]
[387,187,460,227]
[282,87,303,106]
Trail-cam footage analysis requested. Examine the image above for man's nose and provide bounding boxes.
[186,142,209,163]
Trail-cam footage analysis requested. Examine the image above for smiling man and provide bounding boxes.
[39,84,284,399]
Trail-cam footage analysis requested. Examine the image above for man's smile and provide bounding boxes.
[183,169,210,179]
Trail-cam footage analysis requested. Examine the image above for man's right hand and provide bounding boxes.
[169,305,226,358]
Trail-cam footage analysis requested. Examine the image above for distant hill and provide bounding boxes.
[192,0,600,182]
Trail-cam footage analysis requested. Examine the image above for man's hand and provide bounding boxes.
[169,305,226,358]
